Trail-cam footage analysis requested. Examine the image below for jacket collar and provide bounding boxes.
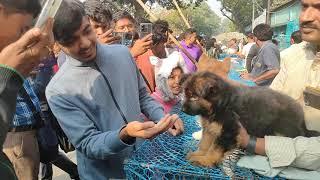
[65,43,103,67]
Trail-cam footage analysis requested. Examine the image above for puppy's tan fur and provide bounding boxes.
[187,118,225,167]
[197,54,231,78]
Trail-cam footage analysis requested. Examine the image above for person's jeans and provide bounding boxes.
[40,152,79,180]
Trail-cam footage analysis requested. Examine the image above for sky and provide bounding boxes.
[207,0,223,17]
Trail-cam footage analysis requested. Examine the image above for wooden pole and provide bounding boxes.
[172,0,191,28]
[266,0,272,25]
[171,0,205,53]
[135,0,198,67]
[252,0,255,32]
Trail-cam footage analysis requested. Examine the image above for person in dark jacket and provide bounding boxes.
[0,0,53,179]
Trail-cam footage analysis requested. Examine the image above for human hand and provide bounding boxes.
[0,19,54,77]
[167,115,184,136]
[240,72,253,80]
[121,115,177,140]
[98,29,121,44]
[130,34,153,57]
[238,121,250,148]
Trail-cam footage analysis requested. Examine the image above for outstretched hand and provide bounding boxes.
[167,115,184,136]
[120,114,177,140]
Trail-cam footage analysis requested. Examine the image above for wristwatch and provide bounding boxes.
[245,135,257,154]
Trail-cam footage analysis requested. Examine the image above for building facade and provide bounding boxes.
[271,0,301,50]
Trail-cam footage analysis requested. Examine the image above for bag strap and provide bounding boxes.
[93,63,129,125]
[138,69,154,93]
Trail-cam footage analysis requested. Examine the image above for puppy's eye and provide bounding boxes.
[185,89,193,98]
[184,89,199,101]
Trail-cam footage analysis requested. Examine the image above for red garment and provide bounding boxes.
[53,64,59,73]
[135,50,156,93]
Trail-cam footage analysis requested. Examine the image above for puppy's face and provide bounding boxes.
[180,72,229,117]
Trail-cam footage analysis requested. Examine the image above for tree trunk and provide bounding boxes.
[132,1,144,17]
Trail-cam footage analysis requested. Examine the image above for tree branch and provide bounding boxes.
[220,8,236,24]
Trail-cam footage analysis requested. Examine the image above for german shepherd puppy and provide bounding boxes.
[181,72,315,167]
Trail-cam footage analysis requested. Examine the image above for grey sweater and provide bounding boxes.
[46,43,164,179]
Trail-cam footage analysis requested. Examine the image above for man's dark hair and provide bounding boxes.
[184,28,197,39]
[153,20,169,35]
[206,38,217,49]
[246,32,255,40]
[291,30,302,44]
[84,0,112,25]
[178,32,185,41]
[272,39,279,46]
[53,0,86,45]
[253,24,273,41]
[0,0,41,18]
[113,10,135,24]
[153,20,169,45]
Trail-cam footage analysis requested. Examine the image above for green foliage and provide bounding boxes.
[109,0,205,16]
[220,18,236,33]
[217,0,266,32]
[158,3,221,37]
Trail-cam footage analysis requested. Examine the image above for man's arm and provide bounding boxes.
[246,45,259,73]
[253,69,280,84]
[46,90,135,160]
[239,126,320,170]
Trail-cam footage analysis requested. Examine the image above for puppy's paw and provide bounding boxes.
[186,150,206,160]
[192,130,203,140]
[188,156,217,168]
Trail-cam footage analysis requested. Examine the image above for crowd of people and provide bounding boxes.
[0,0,319,179]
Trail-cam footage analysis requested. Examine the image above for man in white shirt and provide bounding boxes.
[237,0,320,178]
[239,33,256,59]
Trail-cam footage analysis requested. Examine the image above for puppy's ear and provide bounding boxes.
[179,73,192,86]
[201,82,216,98]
